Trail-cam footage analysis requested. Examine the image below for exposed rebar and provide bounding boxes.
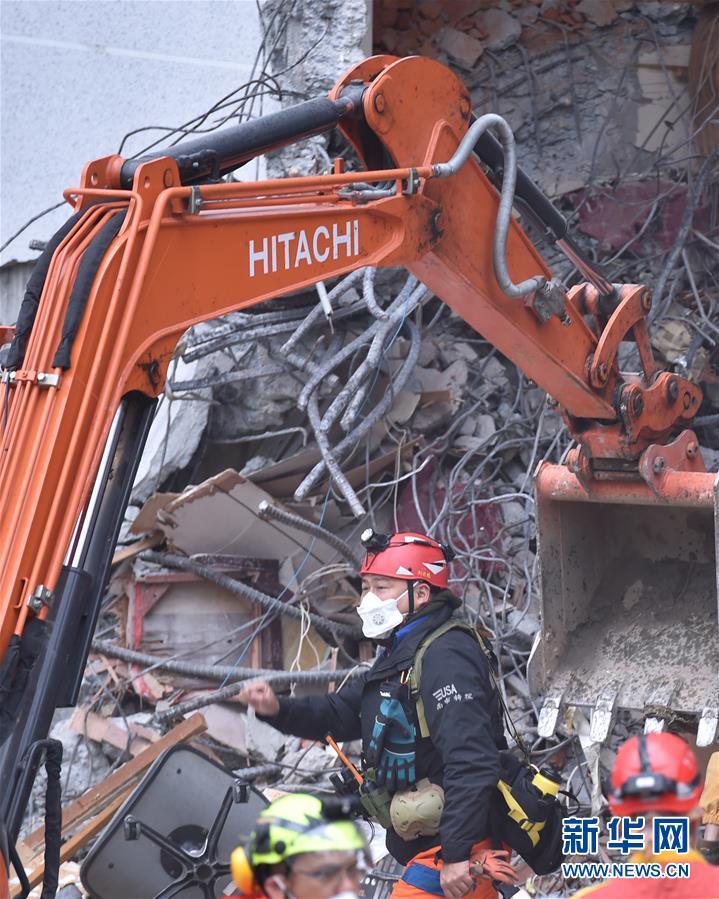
[140,550,362,640]
[257,500,362,567]
[295,319,422,506]
[154,665,364,725]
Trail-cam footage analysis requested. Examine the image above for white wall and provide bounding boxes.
[1,0,269,275]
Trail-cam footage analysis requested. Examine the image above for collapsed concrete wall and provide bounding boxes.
[261,0,372,176]
[25,7,718,895]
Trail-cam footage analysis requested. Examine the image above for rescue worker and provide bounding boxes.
[699,751,719,864]
[230,792,371,899]
[574,733,719,897]
[240,530,518,899]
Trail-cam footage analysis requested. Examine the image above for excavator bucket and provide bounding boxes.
[528,462,719,745]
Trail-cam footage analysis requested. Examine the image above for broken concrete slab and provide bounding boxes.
[477,8,522,50]
[438,26,484,68]
[245,707,286,762]
[131,351,235,505]
[202,703,248,753]
[135,470,339,586]
[577,0,620,27]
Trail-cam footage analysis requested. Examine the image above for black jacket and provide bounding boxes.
[260,596,506,865]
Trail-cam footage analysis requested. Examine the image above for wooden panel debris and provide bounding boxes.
[20,715,206,858]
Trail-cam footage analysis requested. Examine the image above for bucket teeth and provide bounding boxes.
[697,707,719,747]
[643,681,675,734]
[537,692,563,739]
[589,687,618,744]
[643,717,666,734]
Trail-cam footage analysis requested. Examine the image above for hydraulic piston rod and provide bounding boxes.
[120,93,362,188]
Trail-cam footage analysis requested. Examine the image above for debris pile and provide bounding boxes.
[13,4,718,897]
[18,267,573,894]
[95,263,560,765]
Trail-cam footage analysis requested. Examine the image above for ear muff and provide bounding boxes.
[231,846,257,895]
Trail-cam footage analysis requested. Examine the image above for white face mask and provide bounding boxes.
[269,877,359,899]
[357,589,407,639]
[267,876,296,899]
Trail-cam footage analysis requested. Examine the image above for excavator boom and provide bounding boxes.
[0,55,716,862]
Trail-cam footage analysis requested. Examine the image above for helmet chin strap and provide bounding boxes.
[407,580,415,616]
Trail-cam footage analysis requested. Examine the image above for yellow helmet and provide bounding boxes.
[231,794,367,894]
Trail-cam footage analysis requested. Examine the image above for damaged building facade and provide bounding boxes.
[2,1,719,897]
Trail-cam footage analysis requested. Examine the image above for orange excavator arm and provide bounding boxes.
[0,54,713,857]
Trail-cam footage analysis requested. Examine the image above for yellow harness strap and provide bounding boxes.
[406,619,545,850]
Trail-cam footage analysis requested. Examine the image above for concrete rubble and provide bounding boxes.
[13,3,718,897]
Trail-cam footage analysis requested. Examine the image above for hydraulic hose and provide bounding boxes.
[431,114,546,300]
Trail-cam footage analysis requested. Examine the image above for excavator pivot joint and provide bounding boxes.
[27,585,53,614]
[531,278,566,323]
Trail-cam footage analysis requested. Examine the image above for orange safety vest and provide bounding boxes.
[389,839,502,899]
[573,849,719,898]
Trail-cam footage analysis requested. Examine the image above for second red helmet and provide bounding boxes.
[609,733,703,817]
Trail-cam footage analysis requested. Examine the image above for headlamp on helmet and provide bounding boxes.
[359,530,456,599]
[360,528,391,553]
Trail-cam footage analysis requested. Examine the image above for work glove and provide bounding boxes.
[700,751,719,825]
[470,849,520,886]
[366,682,416,792]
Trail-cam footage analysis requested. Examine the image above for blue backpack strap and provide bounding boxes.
[400,862,445,896]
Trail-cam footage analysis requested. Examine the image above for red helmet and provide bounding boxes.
[358,530,452,589]
[609,733,703,816]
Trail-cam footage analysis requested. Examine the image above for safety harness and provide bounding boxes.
[406,618,566,873]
